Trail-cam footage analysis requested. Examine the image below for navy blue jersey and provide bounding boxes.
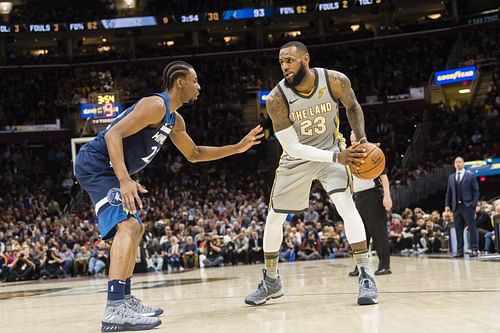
[81,92,175,175]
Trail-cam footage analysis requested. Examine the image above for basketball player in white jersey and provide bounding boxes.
[245,41,378,306]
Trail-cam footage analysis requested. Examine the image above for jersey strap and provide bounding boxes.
[152,92,176,128]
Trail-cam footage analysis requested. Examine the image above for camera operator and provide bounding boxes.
[203,233,224,268]
[5,245,36,282]
[40,245,66,279]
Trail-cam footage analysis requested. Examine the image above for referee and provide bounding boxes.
[348,132,393,276]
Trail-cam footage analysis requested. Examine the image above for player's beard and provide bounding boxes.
[284,62,307,88]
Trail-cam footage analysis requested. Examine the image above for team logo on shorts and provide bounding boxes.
[107,188,122,206]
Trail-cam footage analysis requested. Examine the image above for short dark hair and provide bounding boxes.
[280,41,308,53]
[161,61,194,91]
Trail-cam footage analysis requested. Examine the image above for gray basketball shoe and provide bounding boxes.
[357,267,379,305]
[245,269,284,306]
[101,302,162,332]
[125,295,164,317]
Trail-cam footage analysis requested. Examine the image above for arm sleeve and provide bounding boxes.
[275,126,334,163]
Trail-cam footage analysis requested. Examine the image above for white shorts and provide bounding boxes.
[270,158,351,213]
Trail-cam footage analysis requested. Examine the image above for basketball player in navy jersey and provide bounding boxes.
[245,41,379,306]
[75,61,263,332]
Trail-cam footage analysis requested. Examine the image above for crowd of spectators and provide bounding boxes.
[0,17,499,283]
[388,200,499,256]
[1,157,497,282]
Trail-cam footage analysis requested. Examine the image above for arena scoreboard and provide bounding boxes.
[80,92,122,124]
[0,1,384,33]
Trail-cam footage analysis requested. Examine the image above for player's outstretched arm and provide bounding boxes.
[267,88,365,165]
[169,112,264,163]
[328,70,366,143]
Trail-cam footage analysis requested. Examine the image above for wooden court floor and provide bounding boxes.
[1,256,499,333]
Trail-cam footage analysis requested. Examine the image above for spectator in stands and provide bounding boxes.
[73,243,90,276]
[334,222,350,256]
[166,236,182,272]
[321,226,338,259]
[5,245,37,282]
[476,202,494,251]
[234,230,249,265]
[304,204,320,223]
[248,231,263,264]
[388,215,403,254]
[484,200,500,254]
[40,245,65,279]
[298,232,321,260]
[59,243,74,275]
[181,236,198,269]
[87,241,108,276]
[147,238,164,272]
[203,233,224,268]
[279,234,296,262]
[420,218,443,254]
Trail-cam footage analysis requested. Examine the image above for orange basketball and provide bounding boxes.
[349,142,386,180]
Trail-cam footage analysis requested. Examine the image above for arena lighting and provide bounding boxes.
[350,24,360,32]
[166,40,174,46]
[427,13,441,20]
[123,0,135,9]
[0,2,12,15]
[458,88,471,94]
[284,30,301,37]
[97,45,110,53]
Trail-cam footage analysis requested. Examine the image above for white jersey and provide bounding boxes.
[352,176,376,193]
[277,67,340,160]
[270,68,349,213]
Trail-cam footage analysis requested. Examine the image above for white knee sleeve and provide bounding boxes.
[330,189,366,244]
[263,208,287,253]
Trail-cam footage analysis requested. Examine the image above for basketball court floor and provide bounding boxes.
[1,256,499,333]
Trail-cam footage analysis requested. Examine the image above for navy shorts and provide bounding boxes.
[74,148,142,240]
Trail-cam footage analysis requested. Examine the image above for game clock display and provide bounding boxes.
[0,1,384,33]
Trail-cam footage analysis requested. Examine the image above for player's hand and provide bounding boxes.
[119,177,148,214]
[383,194,393,211]
[337,145,366,166]
[236,125,264,153]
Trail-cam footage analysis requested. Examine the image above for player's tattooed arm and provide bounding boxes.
[266,88,293,132]
[328,70,366,142]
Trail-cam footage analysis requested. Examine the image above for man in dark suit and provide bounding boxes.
[445,156,480,257]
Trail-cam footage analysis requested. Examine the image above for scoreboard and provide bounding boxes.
[0,1,384,33]
[80,92,122,124]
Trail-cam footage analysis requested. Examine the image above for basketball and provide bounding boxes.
[349,143,386,180]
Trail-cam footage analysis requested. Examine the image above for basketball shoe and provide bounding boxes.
[125,295,164,317]
[245,268,284,305]
[357,267,378,305]
[101,302,161,332]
